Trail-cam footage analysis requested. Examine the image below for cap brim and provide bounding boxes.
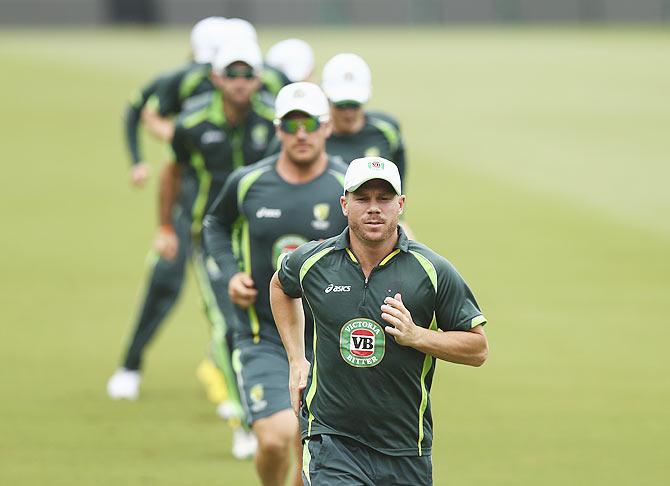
[345,176,401,195]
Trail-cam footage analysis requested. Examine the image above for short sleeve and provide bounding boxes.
[434,259,486,332]
[277,249,304,298]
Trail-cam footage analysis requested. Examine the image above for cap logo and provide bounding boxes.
[339,318,385,368]
[368,160,384,170]
[294,89,305,98]
[344,72,354,81]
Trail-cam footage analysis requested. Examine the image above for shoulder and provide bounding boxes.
[326,157,348,185]
[405,241,458,289]
[366,110,402,130]
[366,111,403,150]
[285,235,340,274]
[229,155,278,195]
[175,92,214,130]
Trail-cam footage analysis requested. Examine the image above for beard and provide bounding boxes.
[348,216,398,244]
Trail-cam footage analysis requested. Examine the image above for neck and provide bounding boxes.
[333,111,366,135]
[222,98,249,127]
[348,227,399,278]
[276,152,328,184]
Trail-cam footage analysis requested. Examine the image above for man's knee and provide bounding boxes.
[253,410,298,457]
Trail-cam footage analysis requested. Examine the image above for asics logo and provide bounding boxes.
[325,284,351,293]
[256,207,282,219]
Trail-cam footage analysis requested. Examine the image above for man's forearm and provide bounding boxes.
[158,162,180,227]
[413,325,488,367]
[270,272,306,362]
[141,107,175,142]
[124,105,143,165]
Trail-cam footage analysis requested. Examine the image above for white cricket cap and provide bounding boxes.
[274,82,330,121]
[212,39,263,74]
[222,18,257,43]
[190,17,227,64]
[322,53,372,104]
[344,157,402,195]
[266,39,315,82]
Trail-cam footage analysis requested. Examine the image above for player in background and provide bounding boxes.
[122,16,227,187]
[154,39,276,459]
[265,38,315,84]
[204,82,348,486]
[322,52,415,238]
[109,16,230,404]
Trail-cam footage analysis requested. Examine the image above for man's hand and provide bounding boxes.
[381,293,422,347]
[289,358,310,416]
[154,224,178,261]
[228,272,258,308]
[130,162,150,187]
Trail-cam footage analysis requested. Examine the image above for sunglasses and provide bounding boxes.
[279,117,321,134]
[224,66,255,79]
[333,101,362,110]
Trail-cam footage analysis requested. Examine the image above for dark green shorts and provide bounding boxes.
[234,339,291,425]
[303,434,432,486]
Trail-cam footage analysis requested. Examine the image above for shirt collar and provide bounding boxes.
[333,225,410,252]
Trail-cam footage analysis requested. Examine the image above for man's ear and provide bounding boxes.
[340,195,348,216]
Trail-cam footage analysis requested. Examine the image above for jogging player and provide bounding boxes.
[322,53,407,182]
[270,157,489,485]
[203,82,348,486]
[154,39,275,459]
[109,16,229,402]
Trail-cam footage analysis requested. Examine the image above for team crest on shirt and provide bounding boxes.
[364,146,380,157]
[311,203,331,230]
[251,123,269,150]
[272,235,308,270]
[249,383,267,413]
[339,318,386,368]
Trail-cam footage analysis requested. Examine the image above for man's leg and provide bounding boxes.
[253,409,299,486]
[108,208,190,399]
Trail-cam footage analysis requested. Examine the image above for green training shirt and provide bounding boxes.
[278,226,486,456]
[326,111,407,182]
[203,155,349,345]
[171,91,274,234]
[147,62,213,117]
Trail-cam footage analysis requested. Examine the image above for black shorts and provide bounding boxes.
[303,434,432,486]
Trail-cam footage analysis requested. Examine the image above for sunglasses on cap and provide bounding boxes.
[279,117,321,134]
[333,100,362,110]
[224,66,256,79]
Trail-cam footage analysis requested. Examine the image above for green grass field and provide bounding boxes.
[1,26,669,485]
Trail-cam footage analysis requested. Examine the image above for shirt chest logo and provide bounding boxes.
[256,207,282,219]
[324,283,351,293]
[311,203,331,230]
[339,318,385,368]
[201,130,225,144]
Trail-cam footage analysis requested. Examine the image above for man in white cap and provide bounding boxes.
[148,38,275,459]
[322,53,407,183]
[109,16,229,404]
[266,38,315,84]
[203,82,348,486]
[270,156,489,485]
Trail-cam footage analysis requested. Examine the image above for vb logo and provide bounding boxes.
[339,318,385,368]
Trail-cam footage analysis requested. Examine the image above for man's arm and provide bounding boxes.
[141,100,175,142]
[203,174,257,309]
[269,271,310,415]
[382,293,488,367]
[154,161,181,260]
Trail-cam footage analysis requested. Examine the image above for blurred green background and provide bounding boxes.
[0,26,669,485]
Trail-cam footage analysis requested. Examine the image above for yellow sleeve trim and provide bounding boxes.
[471,315,487,328]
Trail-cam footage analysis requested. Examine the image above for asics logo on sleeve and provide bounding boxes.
[325,284,351,293]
